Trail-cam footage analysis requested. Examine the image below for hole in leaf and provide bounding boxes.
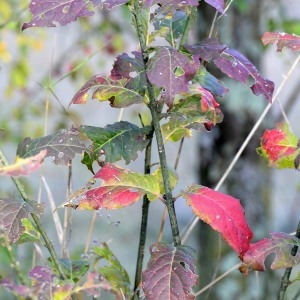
[172,66,185,77]
[179,261,190,271]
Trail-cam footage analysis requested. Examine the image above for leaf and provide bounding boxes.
[192,66,228,97]
[66,164,162,210]
[153,11,188,47]
[257,122,300,169]
[110,52,147,95]
[17,127,91,166]
[70,75,145,107]
[0,198,44,244]
[147,47,199,107]
[92,0,128,9]
[204,0,225,13]
[29,266,53,284]
[262,32,300,52]
[184,38,275,102]
[17,218,41,244]
[22,0,94,30]
[142,242,198,300]
[0,150,47,177]
[93,242,131,298]
[214,47,274,102]
[239,233,300,276]
[145,0,199,9]
[181,185,253,256]
[162,96,223,142]
[80,122,151,171]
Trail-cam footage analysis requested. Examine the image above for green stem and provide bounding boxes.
[132,2,181,247]
[277,220,300,300]
[179,7,197,47]
[0,150,79,300]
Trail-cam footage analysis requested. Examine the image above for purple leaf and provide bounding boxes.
[29,266,53,283]
[0,198,44,244]
[184,38,227,61]
[204,0,225,13]
[92,0,129,9]
[147,47,199,107]
[262,32,300,52]
[110,52,147,95]
[22,0,94,30]
[142,242,198,300]
[0,280,31,298]
[214,48,274,102]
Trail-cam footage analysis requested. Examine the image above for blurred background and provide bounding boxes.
[1,0,300,299]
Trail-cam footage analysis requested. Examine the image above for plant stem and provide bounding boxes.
[132,1,181,247]
[0,150,79,300]
[277,221,300,300]
[179,7,197,46]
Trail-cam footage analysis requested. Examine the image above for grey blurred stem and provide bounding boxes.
[0,150,79,300]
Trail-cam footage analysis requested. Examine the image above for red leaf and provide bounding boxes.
[240,233,300,276]
[181,185,253,256]
[0,150,47,177]
[262,32,300,52]
[257,122,299,169]
[67,164,162,210]
[142,242,198,300]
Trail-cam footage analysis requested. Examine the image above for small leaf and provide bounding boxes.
[181,185,253,256]
[145,0,199,9]
[0,150,47,177]
[70,75,145,107]
[262,32,300,52]
[22,0,94,30]
[67,164,162,210]
[92,0,128,9]
[110,52,147,95]
[204,0,225,13]
[142,242,198,300]
[147,47,199,107]
[29,266,53,283]
[17,218,41,244]
[240,233,300,276]
[93,242,131,298]
[257,122,300,169]
[80,121,151,169]
[17,127,91,166]
[0,198,44,244]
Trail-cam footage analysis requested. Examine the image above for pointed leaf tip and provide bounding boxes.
[182,185,253,256]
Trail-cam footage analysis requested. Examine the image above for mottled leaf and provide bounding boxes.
[17,127,91,166]
[22,0,94,30]
[0,198,44,244]
[0,150,47,177]
[66,164,162,210]
[262,32,300,52]
[142,242,198,300]
[80,122,151,171]
[17,218,41,244]
[204,0,224,13]
[70,75,145,107]
[162,95,223,142]
[257,122,300,169]
[147,47,199,107]
[181,185,253,256]
[29,266,53,284]
[110,52,147,95]
[92,0,128,9]
[184,38,227,61]
[214,47,274,102]
[240,233,300,276]
[145,0,198,9]
[94,243,131,298]
[153,11,188,46]
[185,38,274,102]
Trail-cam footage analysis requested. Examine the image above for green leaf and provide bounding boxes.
[93,242,131,298]
[162,96,223,142]
[17,218,41,244]
[17,127,91,166]
[80,121,151,171]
